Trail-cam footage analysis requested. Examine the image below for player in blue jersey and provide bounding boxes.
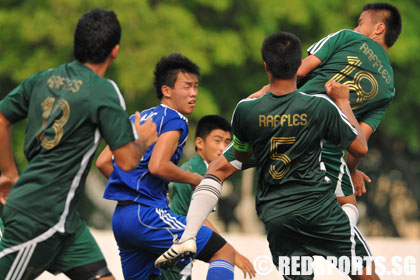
[96,54,235,280]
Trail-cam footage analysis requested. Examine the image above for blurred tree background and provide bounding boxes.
[0,0,419,237]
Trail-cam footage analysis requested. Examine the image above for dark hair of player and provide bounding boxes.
[363,2,402,47]
[261,32,302,80]
[196,115,231,139]
[153,53,200,100]
[74,9,121,64]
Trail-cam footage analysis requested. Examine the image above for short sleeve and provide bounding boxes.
[358,97,393,131]
[160,118,187,135]
[0,74,38,123]
[231,100,249,149]
[307,30,346,63]
[318,97,358,149]
[92,81,135,151]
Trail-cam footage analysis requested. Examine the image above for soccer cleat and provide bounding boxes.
[155,238,197,269]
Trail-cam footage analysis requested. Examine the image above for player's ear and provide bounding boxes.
[264,61,269,73]
[195,137,204,151]
[161,85,171,98]
[110,44,119,59]
[375,22,386,36]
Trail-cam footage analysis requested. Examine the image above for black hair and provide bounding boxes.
[153,53,200,100]
[74,8,121,63]
[363,2,402,47]
[195,115,231,139]
[261,32,302,80]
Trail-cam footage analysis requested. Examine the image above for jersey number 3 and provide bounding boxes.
[37,97,70,150]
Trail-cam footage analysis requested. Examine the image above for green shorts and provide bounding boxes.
[264,193,371,280]
[322,151,355,197]
[0,208,105,279]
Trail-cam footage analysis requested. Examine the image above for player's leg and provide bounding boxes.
[301,193,379,279]
[264,211,315,280]
[112,203,164,279]
[322,151,360,226]
[137,203,234,280]
[49,219,114,280]
[207,151,240,182]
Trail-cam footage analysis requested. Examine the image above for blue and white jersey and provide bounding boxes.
[103,104,189,209]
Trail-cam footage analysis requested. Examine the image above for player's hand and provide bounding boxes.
[235,251,256,279]
[325,80,350,104]
[0,174,18,205]
[135,112,158,149]
[247,84,270,99]
[351,169,371,197]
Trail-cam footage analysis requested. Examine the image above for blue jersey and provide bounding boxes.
[103,104,189,209]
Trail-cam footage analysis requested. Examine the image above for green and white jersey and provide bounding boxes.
[299,29,394,155]
[0,61,135,233]
[231,91,357,223]
[170,154,207,216]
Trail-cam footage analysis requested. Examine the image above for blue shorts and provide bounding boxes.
[112,203,214,279]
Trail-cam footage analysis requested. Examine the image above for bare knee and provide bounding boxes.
[337,194,357,206]
[210,242,235,264]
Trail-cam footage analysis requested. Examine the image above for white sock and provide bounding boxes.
[342,203,359,226]
[180,175,222,242]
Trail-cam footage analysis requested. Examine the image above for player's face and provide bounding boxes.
[354,10,378,38]
[197,129,232,164]
[167,72,198,115]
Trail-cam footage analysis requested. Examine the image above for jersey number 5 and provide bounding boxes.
[37,97,70,150]
[269,137,295,180]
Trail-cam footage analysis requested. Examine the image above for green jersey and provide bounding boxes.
[231,91,357,223]
[299,29,394,155]
[170,154,207,216]
[0,61,135,233]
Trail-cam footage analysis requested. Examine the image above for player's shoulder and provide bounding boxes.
[235,95,263,110]
[296,91,335,108]
[160,104,189,123]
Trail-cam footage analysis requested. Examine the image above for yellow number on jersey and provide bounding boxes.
[37,97,70,150]
[329,56,378,109]
[269,137,295,180]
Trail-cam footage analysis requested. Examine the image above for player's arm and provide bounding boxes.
[96,146,113,179]
[0,112,19,204]
[97,114,157,174]
[325,81,368,157]
[296,54,322,79]
[148,130,202,186]
[346,122,373,196]
[233,135,253,163]
[203,219,256,279]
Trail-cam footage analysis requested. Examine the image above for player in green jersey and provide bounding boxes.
[158,31,382,279]
[0,9,157,280]
[295,2,402,226]
[162,115,255,279]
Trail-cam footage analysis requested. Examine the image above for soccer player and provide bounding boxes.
[162,115,256,279]
[96,54,236,280]
[0,9,157,280]
[157,31,383,280]
[296,2,402,224]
